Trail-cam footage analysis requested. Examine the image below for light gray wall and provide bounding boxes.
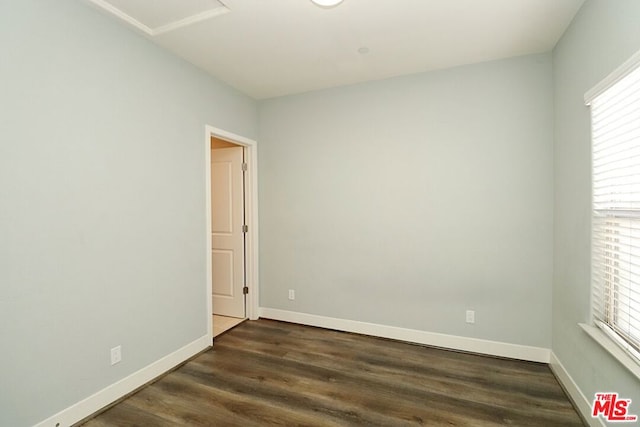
[552,0,640,416]
[258,54,554,348]
[0,1,256,426]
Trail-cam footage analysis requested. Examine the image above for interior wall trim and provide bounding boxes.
[258,307,551,363]
[205,124,260,328]
[549,352,604,427]
[33,335,211,427]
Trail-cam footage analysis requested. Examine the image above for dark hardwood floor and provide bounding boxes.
[80,320,584,426]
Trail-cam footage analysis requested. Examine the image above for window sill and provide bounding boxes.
[579,323,640,382]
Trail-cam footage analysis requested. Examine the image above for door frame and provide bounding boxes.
[205,125,259,341]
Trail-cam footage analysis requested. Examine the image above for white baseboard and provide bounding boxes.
[549,352,603,427]
[258,308,550,363]
[34,335,211,427]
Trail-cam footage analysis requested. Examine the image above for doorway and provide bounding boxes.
[205,126,259,341]
[211,138,245,320]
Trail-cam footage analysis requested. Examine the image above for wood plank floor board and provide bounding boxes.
[195,344,575,427]
[80,319,584,426]
[217,329,556,397]
[191,344,487,422]
[200,343,574,425]
[213,327,573,415]
[180,356,434,426]
[173,369,384,427]
[82,401,176,427]
[124,380,242,426]
[158,372,329,427]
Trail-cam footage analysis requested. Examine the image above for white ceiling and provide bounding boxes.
[87,0,585,100]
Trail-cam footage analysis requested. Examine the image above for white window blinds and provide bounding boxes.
[589,60,640,362]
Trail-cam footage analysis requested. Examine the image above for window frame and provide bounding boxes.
[585,49,640,373]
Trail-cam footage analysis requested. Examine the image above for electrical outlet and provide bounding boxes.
[288,289,295,300]
[466,310,475,324]
[110,345,122,365]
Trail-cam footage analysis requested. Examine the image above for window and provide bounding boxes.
[587,55,640,363]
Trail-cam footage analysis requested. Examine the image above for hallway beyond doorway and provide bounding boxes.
[213,315,245,337]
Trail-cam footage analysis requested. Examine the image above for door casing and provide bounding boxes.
[205,125,259,342]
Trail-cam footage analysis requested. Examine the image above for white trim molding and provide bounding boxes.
[205,125,260,324]
[579,323,640,381]
[85,0,230,36]
[258,308,550,363]
[585,48,640,105]
[549,352,604,427]
[34,335,211,427]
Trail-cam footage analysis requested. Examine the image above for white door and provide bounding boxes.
[211,146,245,318]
